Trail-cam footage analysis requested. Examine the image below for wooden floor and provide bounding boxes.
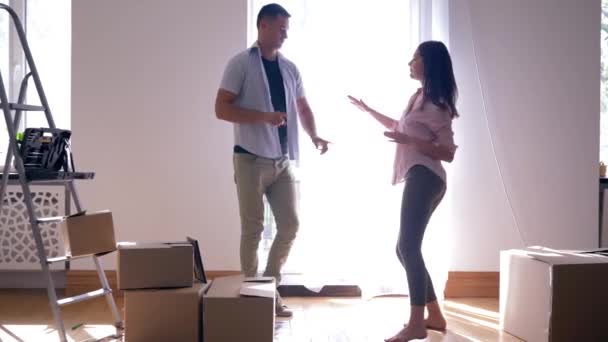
[0,290,522,341]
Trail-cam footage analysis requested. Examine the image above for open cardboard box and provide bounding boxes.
[499,246,608,342]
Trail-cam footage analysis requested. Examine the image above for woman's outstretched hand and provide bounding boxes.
[347,95,372,113]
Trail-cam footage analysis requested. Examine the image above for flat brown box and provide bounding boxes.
[117,242,193,290]
[60,210,116,257]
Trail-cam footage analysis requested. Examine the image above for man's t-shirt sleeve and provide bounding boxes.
[219,55,245,95]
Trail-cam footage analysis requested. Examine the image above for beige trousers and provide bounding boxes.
[233,153,299,284]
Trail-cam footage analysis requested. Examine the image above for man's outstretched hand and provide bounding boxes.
[312,136,330,154]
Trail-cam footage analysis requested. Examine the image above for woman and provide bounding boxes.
[348,40,458,342]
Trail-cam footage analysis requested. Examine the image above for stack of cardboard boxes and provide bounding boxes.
[59,210,277,341]
[117,242,206,341]
[118,243,277,342]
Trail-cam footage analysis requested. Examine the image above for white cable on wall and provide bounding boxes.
[465,0,528,247]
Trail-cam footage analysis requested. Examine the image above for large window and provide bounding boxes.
[248,1,418,291]
[0,0,70,167]
[601,0,608,163]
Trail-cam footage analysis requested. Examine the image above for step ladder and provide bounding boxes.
[0,5,122,342]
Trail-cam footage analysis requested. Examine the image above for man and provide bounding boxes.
[215,3,329,318]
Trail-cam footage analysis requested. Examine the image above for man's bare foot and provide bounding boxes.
[384,325,427,342]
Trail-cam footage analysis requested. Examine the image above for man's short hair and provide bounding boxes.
[256,3,291,27]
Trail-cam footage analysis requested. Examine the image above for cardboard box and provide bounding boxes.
[204,275,275,342]
[117,242,193,290]
[124,282,210,342]
[500,247,608,342]
[60,210,116,257]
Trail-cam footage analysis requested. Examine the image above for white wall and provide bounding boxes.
[72,0,247,270]
[449,0,600,270]
[72,0,600,272]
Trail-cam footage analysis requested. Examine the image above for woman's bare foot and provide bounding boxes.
[424,315,447,331]
[421,300,447,331]
[385,325,427,342]
[403,317,447,332]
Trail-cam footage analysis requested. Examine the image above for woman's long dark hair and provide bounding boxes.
[418,41,459,118]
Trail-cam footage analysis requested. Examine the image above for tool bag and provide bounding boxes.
[19,127,74,172]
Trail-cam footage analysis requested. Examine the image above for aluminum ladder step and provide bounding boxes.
[0,102,45,111]
[57,288,112,306]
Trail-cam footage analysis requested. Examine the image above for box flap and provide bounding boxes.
[507,246,608,265]
[163,242,192,248]
[66,209,110,219]
[200,280,212,295]
[206,275,245,298]
[244,276,275,283]
[117,241,191,249]
[239,282,275,298]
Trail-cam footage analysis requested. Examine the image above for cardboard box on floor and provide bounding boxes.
[500,247,608,342]
[117,242,193,290]
[204,275,275,342]
[124,282,210,342]
[60,210,116,257]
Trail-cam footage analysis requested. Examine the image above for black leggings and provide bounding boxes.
[397,165,446,306]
